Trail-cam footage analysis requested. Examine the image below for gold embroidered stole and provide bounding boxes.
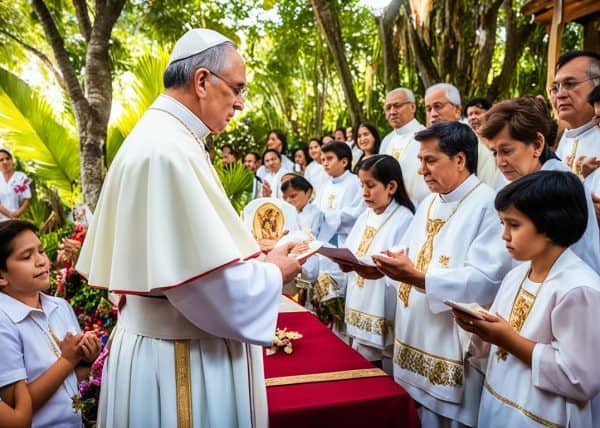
[398,182,483,307]
[496,270,542,360]
[398,218,445,306]
[569,138,583,178]
[354,205,401,287]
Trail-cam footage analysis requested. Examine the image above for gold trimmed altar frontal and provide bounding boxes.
[265,368,387,387]
[484,381,562,428]
[345,307,388,336]
[394,340,463,387]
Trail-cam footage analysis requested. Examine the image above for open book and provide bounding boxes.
[315,246,377,267]
[443,299,497,320]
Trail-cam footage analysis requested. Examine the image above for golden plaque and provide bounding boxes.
[252,202,285,240]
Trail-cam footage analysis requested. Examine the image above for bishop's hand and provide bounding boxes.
[265,243,302,284]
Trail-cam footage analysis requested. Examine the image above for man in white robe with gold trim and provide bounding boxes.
[76,29,301,428]
[373,122,512,428]
[378,87,429,205]
[550,51,600,178]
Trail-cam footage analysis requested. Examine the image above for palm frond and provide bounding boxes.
[106,48,170,165]
[0,67,79,204]
[214,160,253,213]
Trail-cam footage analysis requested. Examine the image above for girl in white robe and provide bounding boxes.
[343,155,414,364]
[454,171,600,428]
[261,149,287,199]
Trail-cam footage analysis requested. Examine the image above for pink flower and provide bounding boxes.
[13,178,30,194]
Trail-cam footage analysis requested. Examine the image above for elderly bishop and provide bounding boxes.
[76,29,300,428]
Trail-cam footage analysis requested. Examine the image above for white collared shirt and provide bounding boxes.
[0,292,82,427]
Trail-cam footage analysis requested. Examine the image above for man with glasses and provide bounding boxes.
[424,83,497,187]
[379,87,429,203]
[552,51,600,177]
[77,29,301,427]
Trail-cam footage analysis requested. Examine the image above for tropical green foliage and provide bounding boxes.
[214,160,254,213]
[106,48,170,166]
[0,67,79,204]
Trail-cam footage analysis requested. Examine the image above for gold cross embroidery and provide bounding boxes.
[327,194,336,210]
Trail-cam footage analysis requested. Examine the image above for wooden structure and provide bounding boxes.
[522,0,600,85]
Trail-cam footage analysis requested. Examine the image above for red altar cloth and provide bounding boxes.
[265,311,420,428]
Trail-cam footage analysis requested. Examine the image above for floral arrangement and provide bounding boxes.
[266,328,303,356]
[72,347,110,424]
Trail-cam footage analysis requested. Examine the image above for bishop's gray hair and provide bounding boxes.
[425,83,462,107]
[163,41,237,89]
[386,87,415,103]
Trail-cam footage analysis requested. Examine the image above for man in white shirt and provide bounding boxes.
[379,88,429,204]
[425,83,497,187]
[243,151,262,199]
[76,29,301,428]
[551,50,600,177]
[373,121,512,427]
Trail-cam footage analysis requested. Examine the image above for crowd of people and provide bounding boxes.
[238,50,600,428]
[0,24,600,428]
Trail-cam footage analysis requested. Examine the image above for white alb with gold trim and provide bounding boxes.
[379,119,430,204]
[344,201,413,361]
[476,249,600,428]
[391,174,512,426]
[314,170,365,246]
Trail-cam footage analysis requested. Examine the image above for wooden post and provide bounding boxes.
[547,0,565,88]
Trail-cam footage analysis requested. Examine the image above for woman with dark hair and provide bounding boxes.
[341,155,414,364]
[454,171,600,428]
[352,123,381,171]
[292,146,310,175]
[0,148,31,221]
[256,130,294,184]
[261,149,287,199]
[481,96,600,273]
[304,138,328,189]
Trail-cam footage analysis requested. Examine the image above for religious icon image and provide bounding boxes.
[252,202,285,240]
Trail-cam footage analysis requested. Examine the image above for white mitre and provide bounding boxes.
[169,28,233,64]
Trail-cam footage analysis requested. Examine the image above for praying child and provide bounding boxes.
[0,220,102,427]
[454,171,600,427]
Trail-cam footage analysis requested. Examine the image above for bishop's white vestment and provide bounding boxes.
[76,95,282,428]
[391,174,512,426]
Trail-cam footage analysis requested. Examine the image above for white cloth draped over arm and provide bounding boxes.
[165,259,282,347]
[425,203,511,314]
[531,287,600,401]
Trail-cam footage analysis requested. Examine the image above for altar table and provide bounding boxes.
[265,302,420,428]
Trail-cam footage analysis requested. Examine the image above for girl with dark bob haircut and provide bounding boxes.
[495,170,586,247]
[453,170,600,428]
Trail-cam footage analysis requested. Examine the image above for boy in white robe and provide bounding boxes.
[454,171,600,428]
[373,122,512,427]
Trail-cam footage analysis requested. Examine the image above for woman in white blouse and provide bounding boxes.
[0,148,31,221]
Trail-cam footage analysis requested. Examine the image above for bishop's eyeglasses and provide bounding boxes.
[209,70,248,98]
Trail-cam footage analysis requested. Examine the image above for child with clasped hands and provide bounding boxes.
[0,220,101,427]
[453,172,600,428]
